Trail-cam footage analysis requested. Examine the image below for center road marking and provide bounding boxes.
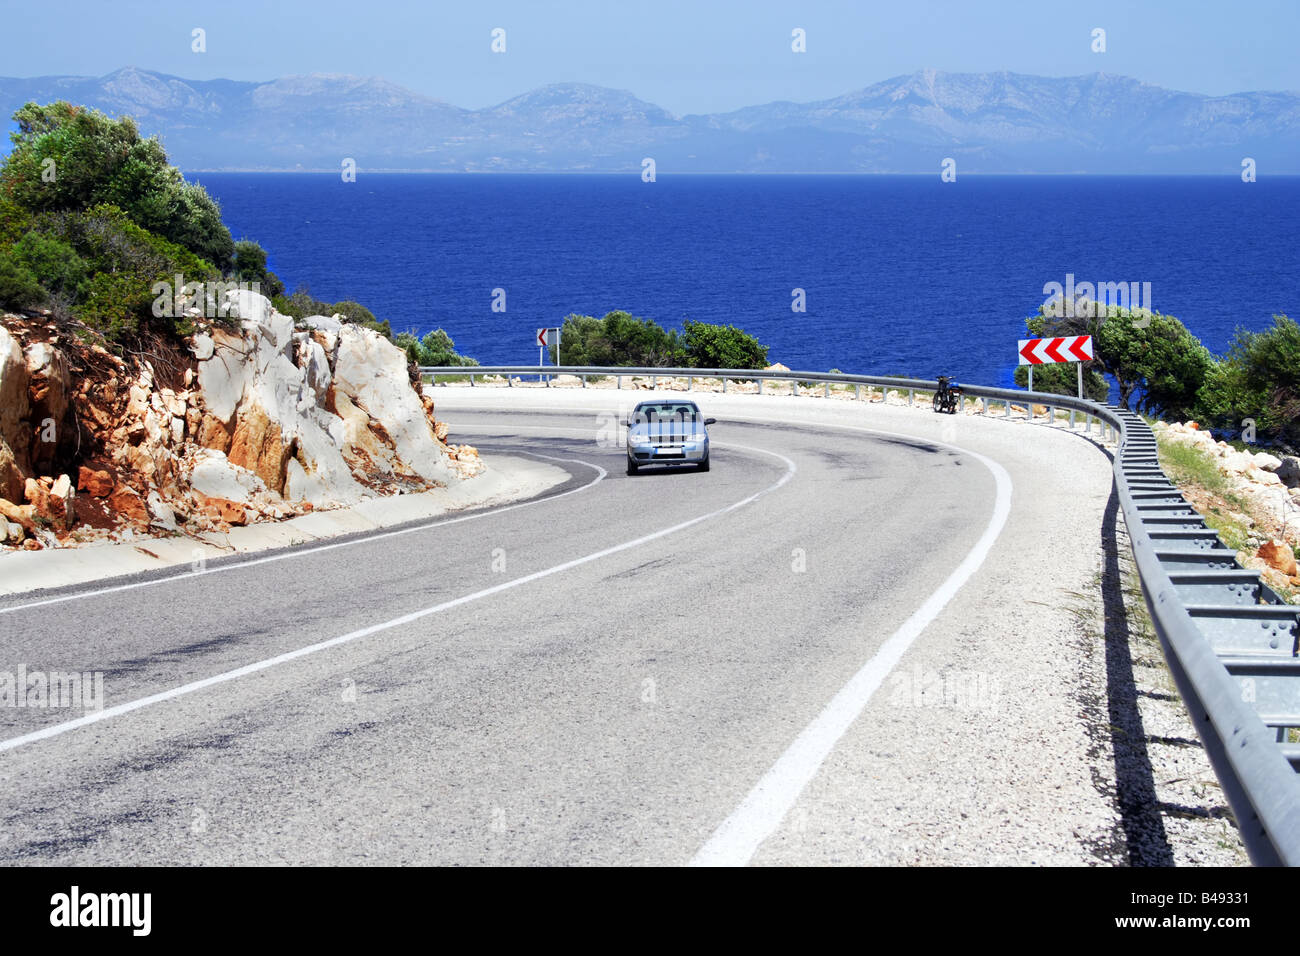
[0,443,796,755]
[690,434,1014,867]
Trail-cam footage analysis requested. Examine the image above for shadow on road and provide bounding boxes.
[1098,481,1176,866]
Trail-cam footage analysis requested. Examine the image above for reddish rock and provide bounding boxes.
[433,421,450,442]
[109,487,150,526]
[1257,540,1298,577]
[228,406,291,495]
[78,465,114,498]
[198,496,248,526]
[197,412,234,454]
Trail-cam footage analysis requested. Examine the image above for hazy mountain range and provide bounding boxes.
[2,66,1297,173]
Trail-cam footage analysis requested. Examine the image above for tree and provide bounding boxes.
[1020,301,1211,417]
[682,319,769,369]
[1092,308,1211,418]
[1195,315,1300,446]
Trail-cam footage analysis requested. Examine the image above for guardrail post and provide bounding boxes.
[759,378,764,395]
[469,374,475,387]
[722,377,728,393]
[617,375,622,389]
[908,388,914,406]
[855,384,861,401]
[651,375,657,389]
[1068,408,1074,429]
[1004,399,1011,418]
[687,375,693,391]
[981,397,987,416]
[823,382,829,399]
[507,375,513,388]
[581,374,587,388]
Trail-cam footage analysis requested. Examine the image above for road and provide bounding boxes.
[0,393,1133,865]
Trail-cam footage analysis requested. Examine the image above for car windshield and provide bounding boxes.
[633,404,702,425]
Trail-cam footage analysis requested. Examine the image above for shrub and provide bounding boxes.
[10,231,88,301]
[558,310,686,367]
[412,329,477,366]
[0,248,45,310]
[1195,315,1300,447]
[231,240,284,299]
[78,271,158,339]
[271,287,331,321]
[682,319,769,369]
[3,101,235,269]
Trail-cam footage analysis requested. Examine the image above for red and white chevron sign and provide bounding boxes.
[1018,335,1093,365]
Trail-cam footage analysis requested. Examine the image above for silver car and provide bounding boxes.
[625,400,716,475]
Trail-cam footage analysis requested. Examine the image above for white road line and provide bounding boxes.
[0,443,795,754]
[689,437,1014,867]
[0,452,605,616]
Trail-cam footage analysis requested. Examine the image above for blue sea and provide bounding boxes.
[196,174,1300,390]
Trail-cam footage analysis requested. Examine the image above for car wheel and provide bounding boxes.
[698,456,710,472]
[626,458,638,476]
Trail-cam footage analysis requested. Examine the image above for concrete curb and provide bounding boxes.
[0,455,568,599]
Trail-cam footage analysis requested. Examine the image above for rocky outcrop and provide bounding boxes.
[0,294,480,551]
[1155,420,1300,592]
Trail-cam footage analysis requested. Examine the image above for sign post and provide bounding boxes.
[1018,335,1093,398]
[536,327,561,383]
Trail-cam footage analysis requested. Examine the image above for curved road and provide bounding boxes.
[0,396,1131,865]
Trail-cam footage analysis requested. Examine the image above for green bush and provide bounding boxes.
[78,271,158,339]
[11,231,88,301]
[3,101,235,270]
[0,248,45,310]
[682,319,769,369]
[232,240,284,299]
[397,328,477,367]
[425,329,477,366]
[554,311,673,366]
[1195,315,1300,446]
[271,287,331,321]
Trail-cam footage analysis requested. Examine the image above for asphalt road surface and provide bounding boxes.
[0,396,1126,865]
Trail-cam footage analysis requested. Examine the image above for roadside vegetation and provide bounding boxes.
[555,311,769,369]
[1155,432,1298,601]
[1014,301,1299,450]
[0,101,399,352]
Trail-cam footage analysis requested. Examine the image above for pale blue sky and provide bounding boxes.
[6,0,1297,113]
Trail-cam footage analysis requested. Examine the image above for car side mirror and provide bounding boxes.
[704,418,717,425]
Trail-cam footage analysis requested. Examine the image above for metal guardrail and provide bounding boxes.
[424,364,1300,864]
